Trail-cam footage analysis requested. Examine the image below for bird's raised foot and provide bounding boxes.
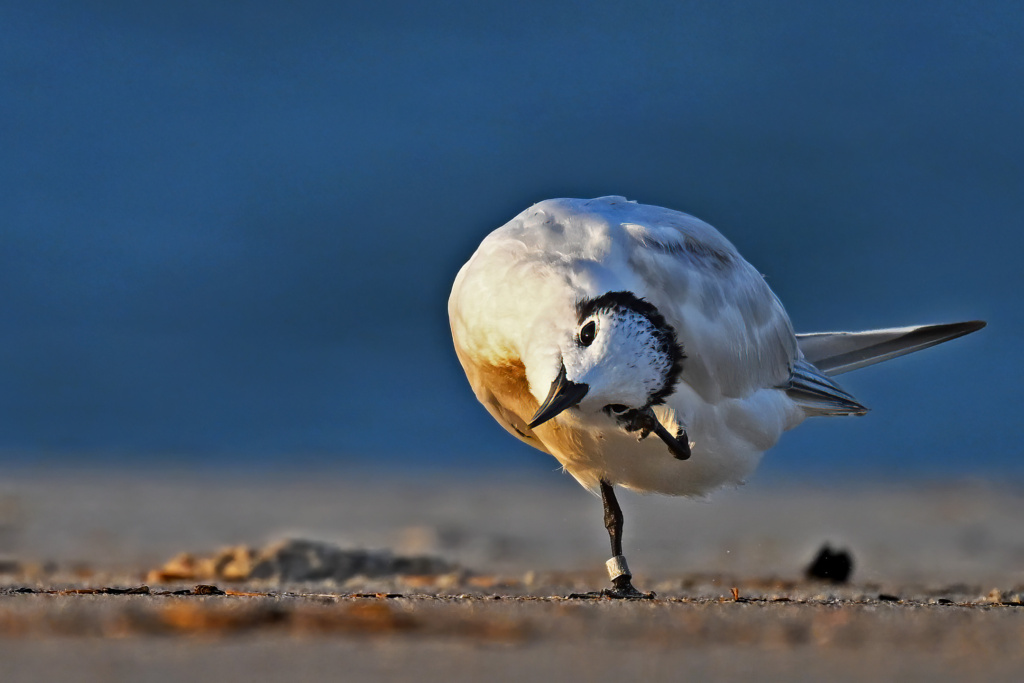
[617,406,691,460]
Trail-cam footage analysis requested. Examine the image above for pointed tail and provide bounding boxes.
[797,321,986,377]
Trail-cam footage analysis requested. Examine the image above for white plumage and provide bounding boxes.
[449,196,982,596]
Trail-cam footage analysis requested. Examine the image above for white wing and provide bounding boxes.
[605,199,799,402]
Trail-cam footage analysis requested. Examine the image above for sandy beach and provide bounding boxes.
[1,467,1023,682]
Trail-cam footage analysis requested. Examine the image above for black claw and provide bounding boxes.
[565,591,603,599]
[566,576,656,600]
[600,586,656,599]
[616,407,690,460]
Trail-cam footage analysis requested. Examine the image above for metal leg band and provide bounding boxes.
[605,555,631,581]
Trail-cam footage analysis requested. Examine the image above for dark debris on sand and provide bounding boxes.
[804,544,855,583]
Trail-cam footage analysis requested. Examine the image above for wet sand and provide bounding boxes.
[1,468,1022,681]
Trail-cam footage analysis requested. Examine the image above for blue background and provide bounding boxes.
[2,1,1019,480]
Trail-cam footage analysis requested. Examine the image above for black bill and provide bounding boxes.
[528,363,590,429]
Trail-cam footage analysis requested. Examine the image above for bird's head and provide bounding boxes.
[527,292,686,455]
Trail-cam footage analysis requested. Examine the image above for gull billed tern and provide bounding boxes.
[449,196,984,598]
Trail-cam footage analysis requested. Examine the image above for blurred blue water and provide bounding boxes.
[1,1,1020,479]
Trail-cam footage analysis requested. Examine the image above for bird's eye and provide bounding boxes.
[579,320,597,346]
[606,404,629,414]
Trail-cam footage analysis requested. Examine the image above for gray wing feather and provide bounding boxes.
[797,321,986,377]
[785,360,868,416]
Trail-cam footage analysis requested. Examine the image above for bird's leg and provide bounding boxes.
[594,481,654,599]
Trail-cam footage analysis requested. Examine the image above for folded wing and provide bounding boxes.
[784,359,869,416]
[797,321,986,376]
